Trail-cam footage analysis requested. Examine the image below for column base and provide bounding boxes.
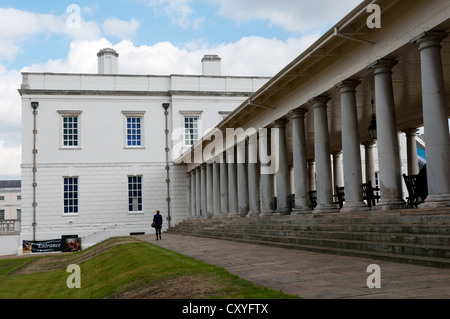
[291,206,312,214]
[313,204,339,214]
[374,198,406,210]
[259,210,274,217]
[274,208,291,216]
[246,210,260,217]
[419,194,450,208]
[227,212,238,218]
[340,201,370,213]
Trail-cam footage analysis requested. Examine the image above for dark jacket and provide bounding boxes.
[153,213,163,228]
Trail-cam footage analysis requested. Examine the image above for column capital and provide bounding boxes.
[403,128,418,136]
[289,107,308,119]
[368,59,398,74]
[273,118,288,128]
[411,30,449,50]
[362,140,376,148]
[336,79,361,92]
[332,150,342,157]
[309,96,330,108]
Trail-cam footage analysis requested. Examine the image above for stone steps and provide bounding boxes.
[168,209,450,268]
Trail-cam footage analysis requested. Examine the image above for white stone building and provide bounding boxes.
[0,180,21,220]
[18,49,270,250]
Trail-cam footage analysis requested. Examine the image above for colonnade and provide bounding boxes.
[186,31,450,218]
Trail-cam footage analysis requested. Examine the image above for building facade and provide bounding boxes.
[19,50,270,250]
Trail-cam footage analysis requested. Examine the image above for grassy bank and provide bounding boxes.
[0,237,299,299]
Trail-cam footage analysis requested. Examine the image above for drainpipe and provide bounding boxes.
[162,103,171,229]
[31,101,39,241]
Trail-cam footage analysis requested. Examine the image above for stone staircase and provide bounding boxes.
[168,208,450,268]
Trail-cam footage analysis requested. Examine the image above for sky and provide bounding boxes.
[0,0,364,180]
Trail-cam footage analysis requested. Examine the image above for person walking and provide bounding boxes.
[153,210,163,240]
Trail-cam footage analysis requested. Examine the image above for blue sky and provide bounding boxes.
[0,0,364,179]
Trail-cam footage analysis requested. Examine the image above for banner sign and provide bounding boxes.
[23,235,82,254]
[23,239,62,253]
[62,235,82,252]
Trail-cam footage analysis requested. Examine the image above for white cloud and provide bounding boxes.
[145,0,204,29]
[0,67,22,134]
[0,7,101,61]
[102,18,141,40]
[0,140,21,180]
[207,0,364,33]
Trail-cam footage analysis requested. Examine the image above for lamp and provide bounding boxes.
[368,98,377,140]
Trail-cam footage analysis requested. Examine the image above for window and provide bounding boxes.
[126,117,142,147]
[58,111,82,149]
[64,177,78,214]
[0,210,4,220]
[128,176,143,212]
[17,209,21,220]
[17,195,21,201]
[0,196,4,201]
[63,116,79,147]
[122,111,145,148]
[184,116,199,146]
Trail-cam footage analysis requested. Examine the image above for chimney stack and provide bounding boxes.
[202,54,221,76]
[97,48,119,74]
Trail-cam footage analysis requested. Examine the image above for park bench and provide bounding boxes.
[308,190,317,210]
[362,181,380,208]
[334,186,345,209]
[403,173,427,207]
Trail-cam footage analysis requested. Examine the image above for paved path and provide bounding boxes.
[137,233,450,299]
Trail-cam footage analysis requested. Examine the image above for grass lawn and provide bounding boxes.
[0,237,300,299]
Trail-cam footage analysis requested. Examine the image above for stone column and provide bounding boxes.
[332,151,343,189]
[227,147,238,217]
[273,119,291,215]
[290,108,311,213]
[310,96,338,213]
[337,79,369,212]
[200,164,207,217]
[369,59,405,209]
[190,170,196,218]
[206,163,213,217]
[220,153,229,216]
[187,172,192,218]
[236,141,249,217]
[403,128,419,176]
[212,159,221,217]
[308,159,316,191]
[413,31,450,207]
[247,134,260,217]
[362,141,376,184]
[259,128,275,216]
[195,166,201,217]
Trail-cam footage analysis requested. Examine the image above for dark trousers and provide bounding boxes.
[155,227,162,239]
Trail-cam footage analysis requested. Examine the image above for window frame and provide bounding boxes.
[128,175,143,213]
[63,177,79,215]
[180,111,203,147]
[122,111,146,149]
[58,110,82,150]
